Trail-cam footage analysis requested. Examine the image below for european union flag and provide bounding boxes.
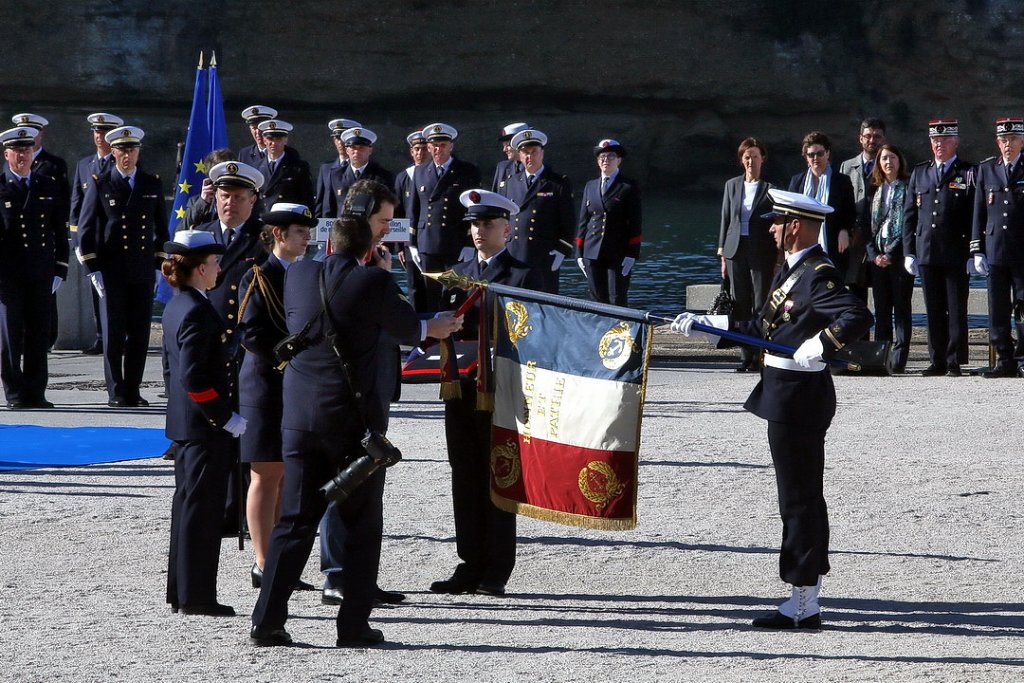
[207,54,228,150]
[169,54,212,230]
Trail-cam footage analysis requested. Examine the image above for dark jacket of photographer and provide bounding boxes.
[281,253,422,440]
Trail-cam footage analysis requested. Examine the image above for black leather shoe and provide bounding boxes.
[127,397,149,407]
[251,563,262,588]
[375,587,406,604]
[6,400,26,410]
[429,576,478,594]
[108,397,127,408]
[475,582,506,596]
[81,341,103,355]
[920,364,946,377]
[751,610,821,630]
[983,365,1017,378]
[336,627,384,647]
[250,625,293,647]
[322,587,344,605]
[28,399,54,409]
[945,365,962,377]
[177,603,235,617]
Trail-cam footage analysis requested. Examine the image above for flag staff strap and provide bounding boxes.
[424,270,860,371]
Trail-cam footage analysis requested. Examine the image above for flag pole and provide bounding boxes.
[424,270,861,371]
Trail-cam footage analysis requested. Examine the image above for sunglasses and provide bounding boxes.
[805,150,827,159]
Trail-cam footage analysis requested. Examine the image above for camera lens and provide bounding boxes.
[319,455,379,504]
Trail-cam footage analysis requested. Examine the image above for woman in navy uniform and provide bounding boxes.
[0,126,69,408]
[576,139,642,306]
[673,189,872,630]
[237,203,314,589]
[78,125,169,407]
[431,189,544,597]
[162,230,248,616]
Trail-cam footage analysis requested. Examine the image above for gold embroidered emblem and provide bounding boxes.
[504,301,531,346]
[826,281,835,289]
[267,121,277,130]
[491,439,521,489]
[598,321,636,370]
[226,163,238,174]
[578,461,625,510]
[351,128,361,137]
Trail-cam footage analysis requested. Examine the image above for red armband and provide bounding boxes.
[188,388,219,403]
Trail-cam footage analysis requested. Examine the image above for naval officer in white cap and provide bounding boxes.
[672,189,872,630]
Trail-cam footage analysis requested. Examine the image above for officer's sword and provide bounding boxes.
[426,271,861,371]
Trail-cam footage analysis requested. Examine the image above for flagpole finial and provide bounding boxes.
[210,51,217,67]
[198,51,204,69]
[425,270,487,291]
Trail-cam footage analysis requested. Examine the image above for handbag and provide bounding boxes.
[831,339,893,376]
[708,276,734,315]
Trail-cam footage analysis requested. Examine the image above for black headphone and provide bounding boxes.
[343,191,376,220]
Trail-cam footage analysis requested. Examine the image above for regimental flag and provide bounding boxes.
[489,295,651,530]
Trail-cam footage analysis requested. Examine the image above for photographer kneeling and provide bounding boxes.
[250,214,462,648]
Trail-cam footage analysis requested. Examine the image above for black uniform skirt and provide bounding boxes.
[238,352,284,463]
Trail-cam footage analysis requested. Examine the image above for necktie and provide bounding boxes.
[935,162,944,186]
[354,168,362,180]
[527,174,535,188]
[436,165,444,178]
[1007,162,1014,184]
[20,177,29,192]
[864,160,874,177]
[224,228,234,247]
[600,177,608,195]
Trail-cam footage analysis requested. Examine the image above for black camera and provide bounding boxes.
[319,431,402,504]
[273,332,312,366]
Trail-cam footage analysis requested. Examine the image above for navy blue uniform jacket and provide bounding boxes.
[443,250,544,339]
[195,215,268,336]
[501,166,575,262]
[410,157,481,258]
[319,160,395,219]
[281,255,422,438]
[162,287,234,440]
[971,157,1024,267]
[256,147,314,213]
[576,173,642,262]
[76,166,168,283]
[903,157,975,267]
[0,170,70,281]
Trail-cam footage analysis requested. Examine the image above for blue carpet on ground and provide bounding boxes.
[0,425,170,472]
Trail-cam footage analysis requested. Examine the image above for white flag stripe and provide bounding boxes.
[492,355,642,451]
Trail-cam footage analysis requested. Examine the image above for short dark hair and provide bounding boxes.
[869,144,910,187]
[330,215,372,257]
[341,179,397,218]
[204,148,236,167]
[801,131,832,155]
[737,137,767,163]
[860,118,886,133]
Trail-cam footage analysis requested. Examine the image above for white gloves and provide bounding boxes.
[973,253,989,276]
[904,255,918,277]
[621,256,635,276]
[549,250,565,272]
[408,246,422,271]
[458,246,476,263]
[577,257,587,277]
[88,272,105,297]
[51,276,63,294]
[670,313,728,342]
[793,335,825,368]
[223,412,248,438]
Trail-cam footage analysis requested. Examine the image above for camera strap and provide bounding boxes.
[318,260,372,431]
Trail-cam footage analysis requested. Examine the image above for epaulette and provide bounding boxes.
[979,156,997,164]
[914,160,931,167]
[814,261,835,271]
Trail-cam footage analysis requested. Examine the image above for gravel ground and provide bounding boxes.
[1,333,1021,682]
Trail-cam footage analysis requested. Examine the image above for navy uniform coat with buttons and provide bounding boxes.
[500,166,574,293]
[256,147,314,215]
[195,215,268,340]
[161,284,234,609]
[314,158,346,218]
[720,245,872,586]
[971,156,1024,366]
[576,172,642,263]
[491,158,521,193]
[69,153,110,230]
[410,157,481,261]
[77,165,168,402]
[904,157,975,267]
[321,160,395,219]
[0,170,70,404]
[440,250,543,589]
[237,254,287,462]
[252,254,422,637]
[237,143,265,170]
[32,148,70,209]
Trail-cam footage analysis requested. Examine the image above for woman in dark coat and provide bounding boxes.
[162,230,247,616]
[237,203,314,589]
[718,137,776,371]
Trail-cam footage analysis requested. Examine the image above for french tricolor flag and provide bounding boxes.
[489,295,650,530]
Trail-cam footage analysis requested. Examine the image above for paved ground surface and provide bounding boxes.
[1,330,1021,682]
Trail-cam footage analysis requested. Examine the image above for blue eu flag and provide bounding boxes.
[207,55,228,150]
[169,55,211,230]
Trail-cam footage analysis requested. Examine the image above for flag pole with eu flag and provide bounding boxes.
[207,52,228,150]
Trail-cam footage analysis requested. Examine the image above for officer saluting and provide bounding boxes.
[672,189,873,630]
[77,125,169,407]
[971,117,1024,378]
[0,126,69,409]
[903,119,975,376]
